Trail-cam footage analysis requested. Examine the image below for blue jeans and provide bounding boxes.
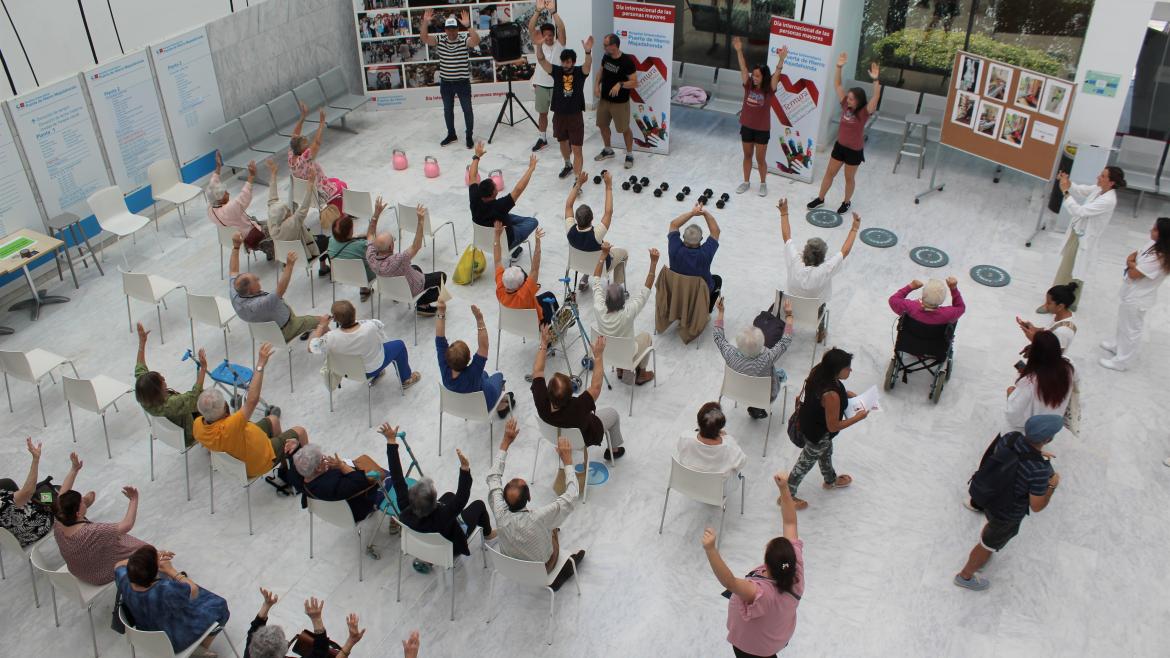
[481,372,505,411]
[536,291,559,324]
[440,79,473,138]
[507,214,538,251]
[367,340,412,383]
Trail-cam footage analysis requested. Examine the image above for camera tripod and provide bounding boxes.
[487,64,536,144]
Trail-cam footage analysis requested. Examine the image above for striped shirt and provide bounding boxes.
[713,321,793,401]
[487,450,578,562]
[434,33,471,81]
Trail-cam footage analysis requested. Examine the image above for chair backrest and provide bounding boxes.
[720,366,771,409]
[87,186,128,223]
[121,607,182,657]
[715,68,744,97]
[440,386,488,421]
[343,189,375,220]
[216,224,241,247]
[668,455,727,507]
[472,223,494,253]
[375,275,414,303]
[187,293,229,327]
[122,271,154,303]
[400,525,456,569]
[498,305,540,340]
[0,525,23,554]
[148,415,188,452]
[593,330,637,369]
[290,177,318,211]
[878,86,921,120]
[319,67,350,101]
[332,258,370,288]
[327,350,369,382]
[397,203,434,236]
[0,350,36,380]
[533,414,587,450]
[273,239,309,267]
[1116,135,1166,177]
[293,79,328,110]
[566,245,600,276]
[62,376,101,412]
[681,63,716,87]
[785,293,823,329]
[308,497,357,530]
[894,313,955,358]
[146,160,180,193]
[29,540,85,605]
[267,92,302,129]
[208,120,250,157]
[248,320,288,348]
[485,543,549,588]
[239,105,279,143]
[209,449,250,484]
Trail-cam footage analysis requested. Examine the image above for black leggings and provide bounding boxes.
[709,274,723,312]
[455,498,492,536]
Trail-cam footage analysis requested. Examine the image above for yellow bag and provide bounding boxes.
[452,245,486,285]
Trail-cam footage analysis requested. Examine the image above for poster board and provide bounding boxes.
[355,0,539,111]
[0,109,44,235]
[150,27,224,172]
[766,16,833,183]
[940,50,1072,180]
[612,1,674,155]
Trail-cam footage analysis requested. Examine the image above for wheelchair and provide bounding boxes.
[883,313,956,404]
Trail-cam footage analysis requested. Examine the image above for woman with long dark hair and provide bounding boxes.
[807,53,881,215]
[1004,331,1074,433]
[1017,281,1078,353]
[1100,217,1170,371]
[704,471,803,657]
[732,36,786,197]
[788,348,868,509]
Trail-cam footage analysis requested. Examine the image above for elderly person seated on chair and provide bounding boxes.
[889,277,966,325]
[531,330,627,460]
[245,588,365,658]
[494,222,559,323]
[265,159,323,262]
[290,442,388,522]
[115,544,230,655]
[1,440,82,548]
[488,419,583,590]
[714,297,794,419]
[365,200,446,316]
[207,153,273,260]
[779,197,859,309]
[591,245,659,385]
[676,402,748,477]
[668,202,723,312]
[194,343,308,481]
[53,483,147,586]
[289,101,348,212]
[385,425,495,567]
[435,300,513,416]
[328,213,376,302]
[134,323,207,446]
[308,300,422,389]
[230,233,320,344]
[565,169,628,288]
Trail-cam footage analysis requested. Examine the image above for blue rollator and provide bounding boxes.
[547,276,609,393]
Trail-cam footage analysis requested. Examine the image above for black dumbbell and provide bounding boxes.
[628,175,638,184]
[593,175,602,184]
[720,193,730,202]
[659,182,670,191]
[675,192,685,201]
[633,183,643,193]
[639,176,650,187]
[653,188,663,197]
[703,188,714,198]
[716,199,726,209]
[681,186,691,196]
[622,181,631,191]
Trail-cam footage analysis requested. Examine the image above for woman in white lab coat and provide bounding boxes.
[1043,166,1127,312]
[1100,217,1170,371]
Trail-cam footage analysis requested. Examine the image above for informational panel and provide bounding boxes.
[8,76,111,219]
[0,110,44,235]
[612,1,674,155]
[940,50,1072,180]
[85,50,172,198]
[354,0,539,110]
[150,27,225,165]
[766,17,833,183]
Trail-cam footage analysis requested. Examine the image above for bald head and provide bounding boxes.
[373,232,395,255]
[234,273,261,296]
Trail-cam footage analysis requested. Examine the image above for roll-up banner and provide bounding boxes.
[612,1,674,155]
[766,17,834,183]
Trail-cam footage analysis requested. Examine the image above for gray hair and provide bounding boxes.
[682,224,703,247]
[293,443,324,477]
[574,204,594,228]
[207,180,227,206]
[407,477,437,517]
[247,624,288,658]
[921,279,947,309]
[196,389,227,423]
[802,238,827,267]
[735,326,765,358]
[604,283,625,313]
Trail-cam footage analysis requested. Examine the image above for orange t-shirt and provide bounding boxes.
[193,410,276,478]
[495,265,543,321]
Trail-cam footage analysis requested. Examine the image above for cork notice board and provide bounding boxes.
[940,51,1073,181]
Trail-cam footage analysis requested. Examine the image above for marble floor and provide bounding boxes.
[2,102,1168,658]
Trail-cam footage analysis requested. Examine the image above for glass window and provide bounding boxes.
[1128,22,1170,140]
[671,0,796,72]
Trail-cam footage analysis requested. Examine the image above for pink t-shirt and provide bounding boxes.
[740,81,774,132]
[836,98,870,151]
[726,538,804,655]
[288,149,342,203]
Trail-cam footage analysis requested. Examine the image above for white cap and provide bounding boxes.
[502,266,526,291]
[444,16,459,28]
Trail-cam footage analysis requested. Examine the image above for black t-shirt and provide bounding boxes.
[798,380,848,442]
[468,183,518,243]
[531,376,604,446]
[551,65,588,115]
[599,53,636,104]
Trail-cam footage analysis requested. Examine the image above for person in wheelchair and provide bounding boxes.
[888,277,965,325]
[885,294,959,401]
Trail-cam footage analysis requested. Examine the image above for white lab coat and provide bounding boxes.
[1063,183,1117,280]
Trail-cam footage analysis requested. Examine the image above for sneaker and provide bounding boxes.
[412,559,433,574]
[1100,340,1117,353]
[578,274,590,291]
[822,474,852,489]
[792,497,808,510]
[266,405,282,418]
[1098,357,1127,372]
[758,182,768,197]
[603,447,626,460]
[466,135,474,149]
[368,371,385,387]
[624,154,635,169]
[416,305,437,317]
[594,148,615,162]
[836,201,851,214]
[532,137,548,152]
[735,181,751,194]
[953,574,990,591]
[509,245,524,263]
[807,197,824,209]
[747,407,768,419]
[558,163,574,179]
[402,371,422,389]
[635,371,655,386]
[496,391,516,418]
[440,135,458,147]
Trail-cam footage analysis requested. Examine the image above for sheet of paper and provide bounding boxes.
[847,385,881,417]
[1031,120,1058,145]
[437,284,451,303]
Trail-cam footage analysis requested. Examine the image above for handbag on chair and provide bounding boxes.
[291,630,341,657]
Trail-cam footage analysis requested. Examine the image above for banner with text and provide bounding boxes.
[612,1,674,155]
[150,27,224,178]
[767,17,833,183]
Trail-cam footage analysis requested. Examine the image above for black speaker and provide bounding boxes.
[489,22,523,61]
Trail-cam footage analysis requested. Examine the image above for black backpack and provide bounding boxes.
[968,433,1045,515]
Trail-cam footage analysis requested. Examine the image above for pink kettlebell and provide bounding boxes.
[489,169,505,191]
[424,156,440,179]
[464,164,473,186]
[392,149,408,171]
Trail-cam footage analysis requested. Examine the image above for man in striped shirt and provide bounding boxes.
[420,9,481,148]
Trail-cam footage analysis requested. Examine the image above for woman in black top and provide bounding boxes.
[789,348,868,508]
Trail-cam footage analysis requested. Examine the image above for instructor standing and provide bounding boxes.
[528,0,566,153]
[1041,167,1126,312]
[421,9,481,149]
[593,34,638,170]
[1099,217,1170,372]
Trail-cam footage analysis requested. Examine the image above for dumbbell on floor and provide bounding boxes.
[622,181,631,191]
[632,183,643,193]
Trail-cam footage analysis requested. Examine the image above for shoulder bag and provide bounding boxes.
[786,383,806,448]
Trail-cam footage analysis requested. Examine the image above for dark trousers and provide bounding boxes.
[413,267,446,308]
[440,79,474,138]
[734,647,778,658]
[708,274,724,312]
[444,496,492,536]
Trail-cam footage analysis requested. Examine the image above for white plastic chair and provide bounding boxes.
[785,292,828,367]
[658,456,744,548]
[437,386,505,456]
[532,416,613,503]
[120,606,238,658]
[0,526,40,607]
[342,189,375,221]
[593,330,656,416]
[63,375,134,459]
[0,348,78,427]
[485,543,580,645]
[473,223,530,266]
[396,524,486,621]
[186,292,237,361]
[123,271,186,344]
[327,350,402,428]
[718,366,787,457]
[208,450,263,535]
[495,305,540,368]
[249,321,296,393]
[216,225,254,279]
[396,203,458,270]
[87,186,158,269]
[374,275,436,346]
[331,258,373,315]
[564,245,603,284]
[147,159,203,238]
[146,415,196,502]
[273,239,316,307]
[291,176,324,215]
[308,497,373,581]
[30,537,114,658]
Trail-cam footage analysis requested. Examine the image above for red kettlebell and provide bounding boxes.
[392,149,408,171]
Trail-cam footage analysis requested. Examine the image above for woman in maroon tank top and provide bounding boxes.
[732,36,787,198]
[808,53,882,216]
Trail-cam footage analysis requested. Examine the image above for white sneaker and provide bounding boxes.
[1100,340,1117,353]
[758,182,768,197]
[1098,357,1127,372]
[735,181,750,194]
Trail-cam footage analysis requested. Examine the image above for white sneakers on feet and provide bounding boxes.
[759,182,768,197]
[1098,357,1127,371]
[735,181,750,194]
[1100,340,1117,353]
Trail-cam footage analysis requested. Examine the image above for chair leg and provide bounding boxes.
[367,384,372,428]
[547,588,556,645]
[87,606,99,658]
[450,566,456,621]
[717,502,727,546]
[48,585,59,626]
[246,484,253,535]
[763,408,773,458]
[37,384,47,428]
[29,557,39,607]
[531,441,540,483]
[309,511,314,559]
[581,448,588,504]
[485,570,496,623]
[438,412,443,456]
[494,324,501,369]
[4,372,11,412]
[0,547,4,579]
[190,319,196,357]
[357,528,364,582]
[183,450,191,502]
[126,296,132,334]
[396,546,403,602]
[740,475,746,514]
[67,401,76,441]
[157,304,165,345]
[658,488,671,534]
[223,328,230,363]
[101,414,112,459]
[208,459,215,514]
[288,349,294,394]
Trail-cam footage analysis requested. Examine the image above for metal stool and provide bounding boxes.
[47,213,104,281]
[893,113,930,178]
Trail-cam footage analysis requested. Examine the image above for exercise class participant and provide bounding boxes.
[593,33,638,170]
[732,36,786,198]
[534,38,594,179]
[1099,217,1170,372]
[420,8,480,148]
[808,54,881,215]
[528,0,566,152]
[1040,167,1126,312]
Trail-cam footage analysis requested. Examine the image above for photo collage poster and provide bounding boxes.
[354,0,540,109]
[950,52,1072,150]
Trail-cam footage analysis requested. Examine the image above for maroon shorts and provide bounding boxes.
[553,113,585,147]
